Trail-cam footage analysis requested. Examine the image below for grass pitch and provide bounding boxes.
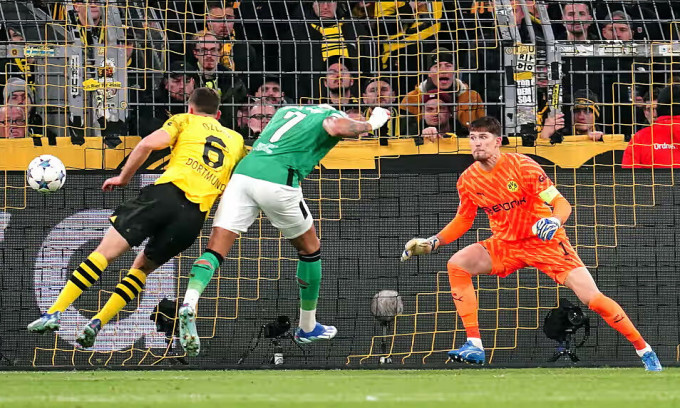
[2,368,679,408]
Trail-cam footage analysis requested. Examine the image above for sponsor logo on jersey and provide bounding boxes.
[481,197,527,215]
[185,158,226,191]
[507,180,519,192]
[253,142,277,154]
[653,143,677,150]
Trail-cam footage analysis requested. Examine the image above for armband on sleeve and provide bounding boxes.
[539,185,560,204]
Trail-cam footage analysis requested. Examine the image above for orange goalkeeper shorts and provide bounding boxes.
[480,229,585,284]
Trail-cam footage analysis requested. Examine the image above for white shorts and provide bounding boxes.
[213,174,314,239]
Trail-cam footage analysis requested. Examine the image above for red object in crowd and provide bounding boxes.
[621,115,680,168]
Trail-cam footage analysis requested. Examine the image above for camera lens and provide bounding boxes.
[567,310,584,326]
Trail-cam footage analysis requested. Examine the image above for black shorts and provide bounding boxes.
[110,182,207,265]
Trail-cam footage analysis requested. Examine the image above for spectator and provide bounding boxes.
[4,77,32,106]
[557,2,598,41]
[253,77,292,105]
[571,91,603,140]
[238,102,277,143]
[192,30,248,128]
[1,27,36,95]
[73,1,106,45]
[375,1,445,95]
[361,77,402,139]
[132,61,198,136]
[637,87,661,131]
[0,105,27,138]
[420,93,454,136]
[363,77,396,109]
[539,89,603,141]
[3,77,44,138]
[400,48,485,136]
[74,1,102,26]
[281,1,366,100]
[205,1,261,88]
[622,85,680,168]
[601,10,633,41]
[317,57,359,107]
[510,0,544,42]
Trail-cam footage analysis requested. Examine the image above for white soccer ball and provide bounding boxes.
[26,154,66,194]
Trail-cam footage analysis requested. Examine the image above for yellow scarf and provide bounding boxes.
[310,23,350,61]
[220,36,235,70]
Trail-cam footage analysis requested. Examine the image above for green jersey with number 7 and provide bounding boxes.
[234,105,347,187]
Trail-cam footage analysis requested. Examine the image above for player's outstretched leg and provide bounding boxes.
[446,262,485,365]
[178,304,200,357]
[179,250,224,356]
[567,267,662,371]
[27,311,62,334]
[77,268,147,348]
[76,319,102,348]
[588,292,662,371]
[292,249,337,344]
[27,252,108,334]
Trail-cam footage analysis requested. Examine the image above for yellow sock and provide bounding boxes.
[48,252,108,314]
[94,269,146,325]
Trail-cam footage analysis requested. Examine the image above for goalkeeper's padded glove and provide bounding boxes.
[400,236,440,262]
[532,217,561,241]
[368,107,391,130]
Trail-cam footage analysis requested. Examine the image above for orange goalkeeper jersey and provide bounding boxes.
[456,153,560,241]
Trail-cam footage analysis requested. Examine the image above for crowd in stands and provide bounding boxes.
[1,1,680,166]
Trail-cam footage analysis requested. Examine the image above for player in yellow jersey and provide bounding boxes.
[27,88,247,348]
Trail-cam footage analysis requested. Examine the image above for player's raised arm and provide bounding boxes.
[102,128,172,191]
[322,107,391,138]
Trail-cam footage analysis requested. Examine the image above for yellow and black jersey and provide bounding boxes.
[155,113,246,212]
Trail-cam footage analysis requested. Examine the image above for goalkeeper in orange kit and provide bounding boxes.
[402,116,662,371]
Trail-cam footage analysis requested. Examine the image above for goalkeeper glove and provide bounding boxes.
[367,107,391,130]
[401,236,440,262]
[532,217,561,241]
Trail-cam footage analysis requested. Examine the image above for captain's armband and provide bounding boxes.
[539,185,561,204]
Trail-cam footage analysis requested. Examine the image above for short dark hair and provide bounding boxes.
[207,1,234,10]
[643,87,663,103]
[362,76,393,93]
[656,84,680,117]
[189,87,221,115]
[562,2,591,13]
[469,116,502,137]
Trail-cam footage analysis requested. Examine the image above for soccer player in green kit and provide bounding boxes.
[178,104,391,356]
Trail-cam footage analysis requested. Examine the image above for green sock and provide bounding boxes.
[297,256,322,311]
[184,251,222,309]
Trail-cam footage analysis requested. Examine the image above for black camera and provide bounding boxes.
[263,316,291,339]
[150,298,179,337]
[544,298,590,362]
